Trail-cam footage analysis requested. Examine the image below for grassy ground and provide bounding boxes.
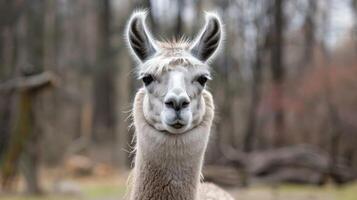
[1,174,357,200]
[229,182,357,200]
[0,181,127,200]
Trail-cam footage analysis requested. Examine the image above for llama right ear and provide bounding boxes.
[126,11,157,62]
[190,12,223,62]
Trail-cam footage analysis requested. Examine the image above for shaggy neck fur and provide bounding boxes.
[130,88,214,200]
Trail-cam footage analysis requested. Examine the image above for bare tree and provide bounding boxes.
[93,0,115,142]
[269,0,286,147]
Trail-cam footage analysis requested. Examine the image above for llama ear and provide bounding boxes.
[190,12,223,62]
[126,11,157,62]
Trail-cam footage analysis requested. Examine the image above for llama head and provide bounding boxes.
[126,10,223,134]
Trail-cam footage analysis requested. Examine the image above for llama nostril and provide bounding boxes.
[181,100,190,108]
[165,100,176,109]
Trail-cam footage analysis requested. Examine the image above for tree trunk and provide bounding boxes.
[1,91,33,191]
[93,0,115,142]
[270,0,285,147]
[243,47,263,152]
[20,123,42,194]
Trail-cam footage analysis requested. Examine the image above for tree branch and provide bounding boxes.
[0,72,58,92]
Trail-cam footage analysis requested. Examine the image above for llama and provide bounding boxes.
[126,10,234,200]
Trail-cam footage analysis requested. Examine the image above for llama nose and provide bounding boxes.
[164,95,190,111]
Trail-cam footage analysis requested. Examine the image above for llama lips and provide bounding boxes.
[170,122,184,129]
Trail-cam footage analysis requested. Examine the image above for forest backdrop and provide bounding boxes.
[0,0,357,197]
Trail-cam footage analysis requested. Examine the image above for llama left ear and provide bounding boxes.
[190,12,224,62]
[126,11,157,62]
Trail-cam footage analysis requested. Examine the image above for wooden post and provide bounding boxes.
[0,72,57,193]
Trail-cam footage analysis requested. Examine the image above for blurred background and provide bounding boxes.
[0,0,357,199]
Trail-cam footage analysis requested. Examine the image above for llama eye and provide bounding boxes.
[196,75,208,86]
[142,75,154,86]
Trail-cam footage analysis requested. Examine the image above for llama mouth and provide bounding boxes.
[170,123,184,129]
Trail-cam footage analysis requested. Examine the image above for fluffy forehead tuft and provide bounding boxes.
[157,37,191,51]
[137,44,207,77]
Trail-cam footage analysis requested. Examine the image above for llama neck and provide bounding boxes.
[130,143,205,200]
[130,89,214,200]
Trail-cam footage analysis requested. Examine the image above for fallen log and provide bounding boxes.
[256,168,326,185]
[212,145,356,186]
[246,145,329,176]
